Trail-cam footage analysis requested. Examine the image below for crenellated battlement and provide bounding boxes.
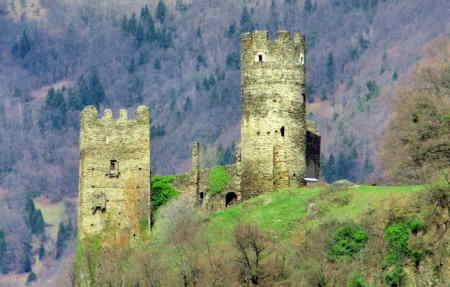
[80,105,150,128]
[240,30,305,66]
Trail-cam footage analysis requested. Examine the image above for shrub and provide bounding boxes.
[384,264,404,286]
[207,166,231,194]
[407,217,425,234]
[151,175,179,210]
[348,272,367,287]
[384,221,410,263]
[328,224,368,259]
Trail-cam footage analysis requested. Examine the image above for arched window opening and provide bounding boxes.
[281,126,285,137]
[225,192,237,207]
[255,53,265,63]
[299,53,305,65]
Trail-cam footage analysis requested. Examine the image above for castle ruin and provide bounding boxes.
[76,30,320,285]
[78,105,151,241]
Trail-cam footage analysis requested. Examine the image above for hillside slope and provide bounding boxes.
[73,183,449,287]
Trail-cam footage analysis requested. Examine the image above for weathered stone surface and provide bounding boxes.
[240,31,307,200]
[78,105,151,241]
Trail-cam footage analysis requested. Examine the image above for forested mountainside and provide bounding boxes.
[0,0,449,285]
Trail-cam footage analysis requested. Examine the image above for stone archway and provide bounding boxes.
[225,192,237,207]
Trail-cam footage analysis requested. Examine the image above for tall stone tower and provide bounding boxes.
[240,31,306,200]
[78,105,150,241]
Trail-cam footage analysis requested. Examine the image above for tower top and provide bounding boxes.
[240,30,304,44]
[240,30,305,67]
[80,105,149,127]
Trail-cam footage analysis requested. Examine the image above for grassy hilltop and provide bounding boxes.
[76,180,448,287]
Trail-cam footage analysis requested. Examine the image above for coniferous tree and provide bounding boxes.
[270,0,279,30]
[304,0,314,16]
[26,272,37,284]
[20,241,32,273]
[77,69,106,108]
[128,13,138,35]
[55,222,67,259]
[12,30,32,58]
[0,230,6,274]
[240,7,253,33]
[323,153,336,182]
[38,88,67,132]
[38,242,45,260]
[136,23,145,46]
[326,52,335,85]
[24,197,45,235]
[156,0,167,23]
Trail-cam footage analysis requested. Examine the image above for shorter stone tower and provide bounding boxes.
[240,30,307,200]
[77,105,151,242]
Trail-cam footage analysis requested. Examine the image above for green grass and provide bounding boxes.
[206,185,425,242]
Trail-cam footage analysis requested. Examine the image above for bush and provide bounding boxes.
[328,224,368,259]
[207,166,231,194]
[348,272,367,287]
[384,221,410,263]
[384,264,404,286]
[151,175,179,210]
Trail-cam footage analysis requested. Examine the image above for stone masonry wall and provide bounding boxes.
[78,105,151,242]
[240,30,306,200]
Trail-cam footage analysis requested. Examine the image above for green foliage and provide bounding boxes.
[383,217,426,285]
[12,30,32,59]
[384,221,410,263]
[407,217,425,234]
[304,0,317,16]
[348,272,367,287]
[38,87,67,132]
[0,230,6,274]
[38,242,45,260]
[156,0,167,23]
[384,264,404,286]
[154,58,161,70]
[328,224,368,259]
[24,198,45,235]
[366,80,380,100]
[151,175,179,210]
[207,166,231,194]
[226,52,240,70]
[139,217,149,233]
[240,7,253,33]
[217,144,236,166]
[196,54,208,70]
[392,71,398,81]
[322,151,358,183]
[70,68,105,110]
[21,241,32,273]
[326,52,335,85]
[26,272,37,285]
[151,125,166,137]
[225,22,237,38]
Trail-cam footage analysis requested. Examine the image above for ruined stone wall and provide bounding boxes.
[78,105,151,242]
[240,30,306,200]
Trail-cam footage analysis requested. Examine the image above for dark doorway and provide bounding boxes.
[225,192,237,207]
[281,126,285,137]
